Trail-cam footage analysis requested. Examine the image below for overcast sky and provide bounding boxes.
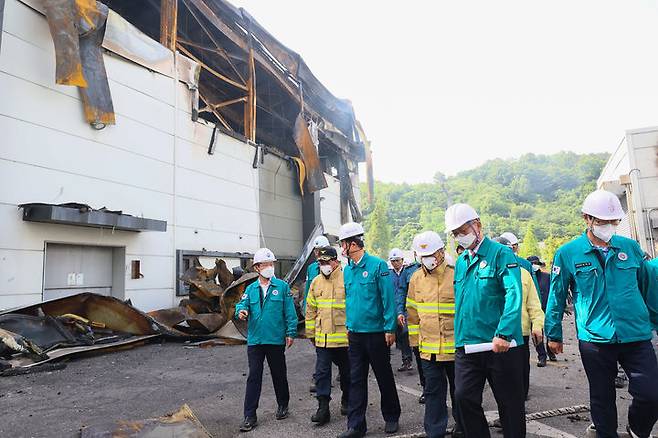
[232,0,658,183]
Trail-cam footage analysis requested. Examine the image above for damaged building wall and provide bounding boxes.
[0,0,349,312]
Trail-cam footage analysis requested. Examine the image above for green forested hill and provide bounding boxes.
[361,152,609,263]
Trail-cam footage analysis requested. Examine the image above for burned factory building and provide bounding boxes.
[0,0,370,312]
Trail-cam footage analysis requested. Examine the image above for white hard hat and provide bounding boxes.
[253,247,276,264]
[500,232,519,245]
[412,231,445,256]
[444,203,479,232]
[582,189,624,220]
[338,222,364,241]
[388,248,404,260]
[313,235,330,248]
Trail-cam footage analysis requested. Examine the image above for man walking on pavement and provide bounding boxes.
[445,204,525,438]
[234,248,298,432]
[389,248,414,372]
[305,247,351,426]
[496,237,545,401]
[304,235,330,393]
[337,222,401,438]
[527,255,556,366]
[404,231,464,437]
[545,189,658,438]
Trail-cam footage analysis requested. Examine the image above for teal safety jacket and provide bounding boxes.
[234,277,298,346]
[453,237,524,347]
[344,252,397,333]
[545,233,658,343]
[303,261,320,312]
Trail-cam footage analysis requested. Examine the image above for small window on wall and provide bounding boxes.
[176,250,253,296]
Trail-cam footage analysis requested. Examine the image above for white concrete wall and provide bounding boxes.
[0,0,262,311]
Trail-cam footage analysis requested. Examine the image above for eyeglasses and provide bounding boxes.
[591,218,620,226]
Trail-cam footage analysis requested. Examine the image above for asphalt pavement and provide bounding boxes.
[2,318,657,438]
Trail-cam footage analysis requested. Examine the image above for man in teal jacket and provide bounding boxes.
[235,248,297,433]
[545,189,658,438]
[337,222,400,438]
[445,204,525,438]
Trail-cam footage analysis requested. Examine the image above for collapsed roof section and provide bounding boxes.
[103,0,369,192]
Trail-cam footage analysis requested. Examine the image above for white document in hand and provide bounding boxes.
[464,339,517,354]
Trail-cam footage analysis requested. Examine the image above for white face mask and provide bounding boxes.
[320,264,334,276]
[532,264,541,272]
[259,266,275,279]
[421,256,438,271]
[592,224,616,243]
[455,232,477,249]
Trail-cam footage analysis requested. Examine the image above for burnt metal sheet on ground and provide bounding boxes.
[0,314,77,351]
[80,404,212,438]
[2,293,159,336]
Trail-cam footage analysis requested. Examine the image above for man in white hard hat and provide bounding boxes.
[444,203,525,438]
[501,231,540,298]
[389,248,415,372]
[545,189,658,438]
[403,231,463,437]
[337,222,401,438]
[304,235,330,393]
[234,248,298,432]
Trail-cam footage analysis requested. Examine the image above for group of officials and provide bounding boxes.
[234,189,658,438]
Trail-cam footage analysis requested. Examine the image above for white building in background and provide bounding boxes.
[0,0,366,311]
[597,126,658,257]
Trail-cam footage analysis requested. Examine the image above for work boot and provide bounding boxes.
[548,351,557,361]
[537,357,547,367]
[384,421,399,434]
[337,429,365,438]
[275,405,289,420]
[311,396,330,425]
[418,393,426,404]
[239,416,257,432]
[397,359,413,372]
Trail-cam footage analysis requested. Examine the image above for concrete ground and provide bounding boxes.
[2,318,657,438]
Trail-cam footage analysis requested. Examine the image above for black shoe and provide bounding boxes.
[337,428,365,438]
[548,353,557,362]
[397,360,413,372]
[311,397,330,425]
[239,416,257,432]
[384,421,399,434]
[310,382,317,393]
[275,405,289,420]
[537,357,547,367]
[418,394,425,404]
[492,419,502,428]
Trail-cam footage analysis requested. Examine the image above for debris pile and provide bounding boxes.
[0,258,256,375]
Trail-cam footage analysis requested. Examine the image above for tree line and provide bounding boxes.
[361,151,609,264]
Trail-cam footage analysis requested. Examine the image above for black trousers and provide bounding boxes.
[243,344,289,418]
[579,340,658,438]
[315,346,350,403]
[422,359,462,438]
[396,324,413,363]
[413,346,426,390]
[522,336,530,400]
[454,347,526,438]
[347,332,401,433]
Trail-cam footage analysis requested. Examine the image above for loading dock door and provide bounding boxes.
[44,244,113,301]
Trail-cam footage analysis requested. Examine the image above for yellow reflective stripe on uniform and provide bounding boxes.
[305,321,316,329]
[415,302,455,314]
[315,299,346,309]
[307,296,318,306]
[315,332,348,343]
[406,297,417,309]
[419,341,455,354]
[408,324,419,335]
